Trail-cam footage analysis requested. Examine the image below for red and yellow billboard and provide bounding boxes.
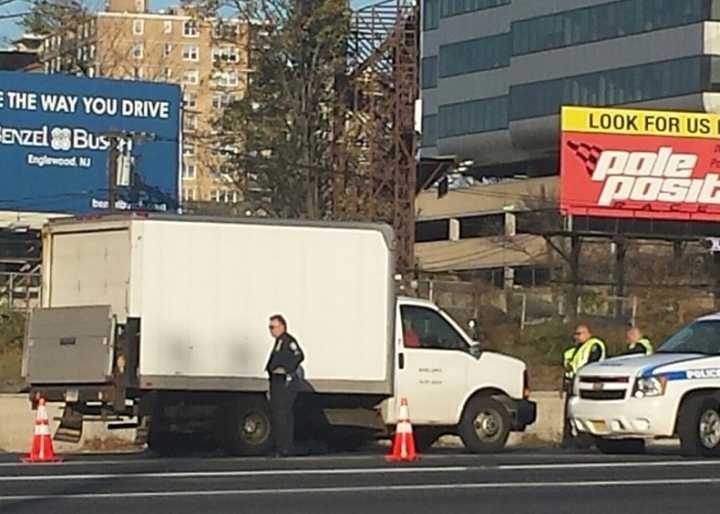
[561,106,720,221]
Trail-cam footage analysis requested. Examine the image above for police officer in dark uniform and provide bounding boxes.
[265,314,304,457]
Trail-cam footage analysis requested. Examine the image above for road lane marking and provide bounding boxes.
[0,466,469,481]
[499,460,720,471]
[3,477,720,501]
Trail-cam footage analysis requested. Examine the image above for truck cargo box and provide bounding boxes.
[27,215,395,396]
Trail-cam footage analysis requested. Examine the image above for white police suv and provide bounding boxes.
[569,313,720,456]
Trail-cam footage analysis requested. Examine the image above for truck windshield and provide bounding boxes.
[657,320,720,355]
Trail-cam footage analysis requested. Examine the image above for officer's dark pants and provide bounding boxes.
[270,374,297,455]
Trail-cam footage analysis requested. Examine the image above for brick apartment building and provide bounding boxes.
[39,0,250,205]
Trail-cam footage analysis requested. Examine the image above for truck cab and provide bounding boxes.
[383,297,536,452]
[570,313,720,456]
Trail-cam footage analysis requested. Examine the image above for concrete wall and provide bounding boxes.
[0,392,565,453]
[0,394,136,453]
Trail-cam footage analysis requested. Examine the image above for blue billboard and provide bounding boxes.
[0,71,181,214]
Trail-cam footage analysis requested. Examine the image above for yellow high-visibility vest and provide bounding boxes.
[629,337,653,355]
[563,337,606,379]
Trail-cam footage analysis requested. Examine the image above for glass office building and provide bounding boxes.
[420,0,720,177]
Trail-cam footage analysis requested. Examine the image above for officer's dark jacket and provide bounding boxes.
[265,333,305,375]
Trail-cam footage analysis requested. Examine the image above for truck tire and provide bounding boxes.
[458,397,511,453]
[220,395,274,456]
[678,395,720,457]
[595,437,645,455]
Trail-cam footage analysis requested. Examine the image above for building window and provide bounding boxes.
[182,163,196,179]
[438,95,508,138]
[132,67,143,79]
[132,43,143,59]
[183,92,197,109]
[213,71,239,87]
[182,70,199,85]
[185,113,198,130]
[439,33,510,78]
[212,46,239,63]
[182,188,196,201]
[211,190,239,203]
[212,93,233,108]
[44,61,50,73]
[89,44,96,60]
[423,0,439,30]
[88,66,96,78]
[133,19,144,35]
[164,20,172,33]
[421,56,438,89]
[440,0,509,19]
[182,45,199,61]
[421,114,438,147]
[512,0,708,57]
[163,67,172,80]
[213,22,239,39]
[183,143,195,157]
[509,56,705,121]
[164,43,172,56]
[183,20,199,37]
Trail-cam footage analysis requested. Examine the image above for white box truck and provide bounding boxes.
[23,214,535,455]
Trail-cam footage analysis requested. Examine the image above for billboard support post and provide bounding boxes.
[106,133,120,213]
[614,238,627,320]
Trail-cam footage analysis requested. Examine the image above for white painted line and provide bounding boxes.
[0,466,469,482]
[2,477,720,501]
[0,453,387,468]
[499,460,720,471]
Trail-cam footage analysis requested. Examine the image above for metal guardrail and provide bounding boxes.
[0,272,41,312]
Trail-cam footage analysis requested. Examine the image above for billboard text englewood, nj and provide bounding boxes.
[561,106,720,221]
[0,71,181,214]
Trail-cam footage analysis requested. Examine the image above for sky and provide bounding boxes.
[0,0,377,45]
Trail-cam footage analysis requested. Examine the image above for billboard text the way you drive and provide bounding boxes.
[0,71,181,214]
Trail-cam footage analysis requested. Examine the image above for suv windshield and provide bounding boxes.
[657,320,720,355]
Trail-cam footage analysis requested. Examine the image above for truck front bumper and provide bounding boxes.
[568,396,675,438]
[507,398,537,431]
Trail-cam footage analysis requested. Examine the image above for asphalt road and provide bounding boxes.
[2,448,720,514]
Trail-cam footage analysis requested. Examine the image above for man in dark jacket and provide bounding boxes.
[265,314,304,457]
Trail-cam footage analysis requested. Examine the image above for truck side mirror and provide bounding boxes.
[469,344,482,359]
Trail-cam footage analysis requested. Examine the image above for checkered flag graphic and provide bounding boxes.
[566,140,603,176]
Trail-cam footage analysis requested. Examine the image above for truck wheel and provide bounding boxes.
[220,396,274,456]
[678,395,720,457]
[458,397,510,453]
[148,430,181,457]
[595,438,645,455]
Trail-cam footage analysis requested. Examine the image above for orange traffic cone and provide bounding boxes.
[22,398,62,463]
[386,397,417,462]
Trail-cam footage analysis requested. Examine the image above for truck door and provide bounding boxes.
[394,305,470,424]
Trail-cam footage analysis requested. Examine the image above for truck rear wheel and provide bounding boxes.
[219,395,274,456]
[594,437,645,455]
[458,397,510,453]
[678,395,720,457]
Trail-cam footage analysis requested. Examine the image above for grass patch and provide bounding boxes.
[0,308,26,390]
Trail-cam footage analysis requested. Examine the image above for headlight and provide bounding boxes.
[633,376,668,398]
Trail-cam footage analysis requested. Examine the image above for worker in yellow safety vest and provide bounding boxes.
[561,324,606,447]
[625,326,653,355]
